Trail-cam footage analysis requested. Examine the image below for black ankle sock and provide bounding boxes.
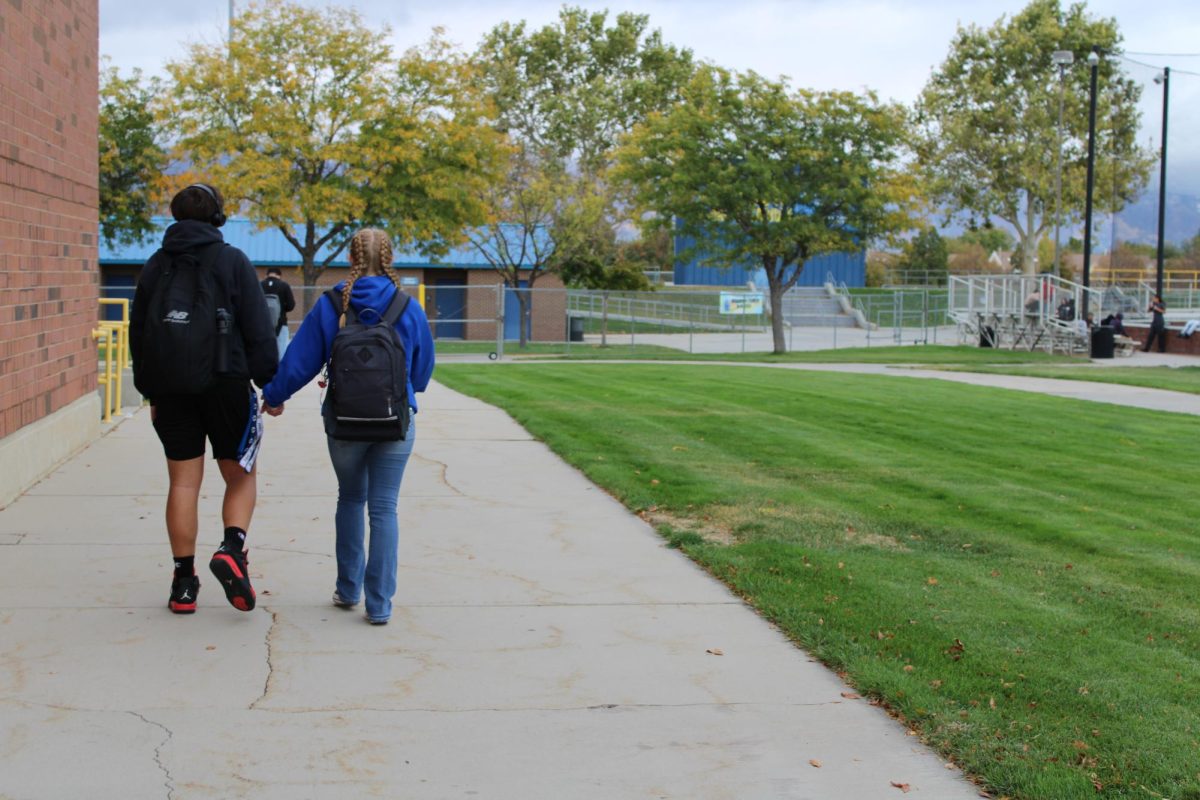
[173,556,195,579]
[223,526,247,551]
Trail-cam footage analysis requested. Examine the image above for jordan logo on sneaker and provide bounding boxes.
[179,589,192,601]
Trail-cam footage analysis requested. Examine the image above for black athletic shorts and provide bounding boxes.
[151,379,257,462]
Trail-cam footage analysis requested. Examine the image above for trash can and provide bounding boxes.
[1090,326,1115,359]
[979,326,995,348]
[568,316,585,343]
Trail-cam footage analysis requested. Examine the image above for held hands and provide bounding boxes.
[261,400,285,417]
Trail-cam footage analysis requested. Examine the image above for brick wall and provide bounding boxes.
[0,1,99,438]
[1124,325,1200,356]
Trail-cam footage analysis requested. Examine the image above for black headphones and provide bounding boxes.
[188,183,227,228]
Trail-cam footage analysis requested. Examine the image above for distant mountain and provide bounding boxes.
[1110,190,1200,248]
[931,190,1200,253]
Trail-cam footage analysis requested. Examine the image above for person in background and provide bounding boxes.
[1142,294,1167,353]
[260,228,434,625]
[261,267,296,359]
[1101,312,1127,336]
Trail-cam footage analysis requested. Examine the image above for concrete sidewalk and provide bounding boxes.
[0,379,982,799]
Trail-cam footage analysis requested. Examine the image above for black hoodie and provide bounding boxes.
[130,220,278,399]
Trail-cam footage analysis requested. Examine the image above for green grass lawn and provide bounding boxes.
[435,363,1200,800]
[539,344,1076,365]
[937,365,1200,396]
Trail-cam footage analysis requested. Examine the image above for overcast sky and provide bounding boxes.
[99,0,1200,198]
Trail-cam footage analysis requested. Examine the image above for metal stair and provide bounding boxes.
[781,287,858,327]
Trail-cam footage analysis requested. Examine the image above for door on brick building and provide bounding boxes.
[432,278,465,339]
[101,273,136,321]
[504,281,531,341]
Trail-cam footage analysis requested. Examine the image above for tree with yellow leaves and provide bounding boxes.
[163,0,501,306]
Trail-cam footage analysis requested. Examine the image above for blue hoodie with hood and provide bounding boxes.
[261,276,434,414]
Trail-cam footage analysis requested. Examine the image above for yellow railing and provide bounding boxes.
[95,298,130,422]
[1098,268,1200,288]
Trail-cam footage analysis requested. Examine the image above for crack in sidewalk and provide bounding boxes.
[247,698,854,715]
[249,608,279,710]
[126,711,175,799]
[410,453,466,496]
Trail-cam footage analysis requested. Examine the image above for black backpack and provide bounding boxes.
[137,243,229,397]
[323,287,411,441]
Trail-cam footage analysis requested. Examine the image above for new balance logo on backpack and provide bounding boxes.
[323,288,411,442]
[165,310,190,323]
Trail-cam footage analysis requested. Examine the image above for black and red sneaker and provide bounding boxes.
[168,574,200,614]
[209,545,256,612]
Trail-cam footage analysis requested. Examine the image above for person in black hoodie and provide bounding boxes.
[130,184,277,615]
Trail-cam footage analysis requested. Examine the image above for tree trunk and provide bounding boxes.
[516,290,530,349]
[767,269,786,355]
[301,253,322,313]
[600,291,609,347]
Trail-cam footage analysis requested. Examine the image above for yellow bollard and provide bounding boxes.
[418,283,425,309]
[92,328,114,422]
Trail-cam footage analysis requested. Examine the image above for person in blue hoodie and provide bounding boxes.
[260,228,434,625]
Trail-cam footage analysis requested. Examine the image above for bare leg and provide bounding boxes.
[217,459,257,533]
[165,457,204,557]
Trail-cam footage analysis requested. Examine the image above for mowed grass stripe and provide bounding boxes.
[436,363,1200,799]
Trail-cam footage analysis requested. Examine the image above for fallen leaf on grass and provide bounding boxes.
[706,648,724,656]
[890,780,911,793]
[927,577,939,586]
[945,638,965,660]
[809,759,822,768]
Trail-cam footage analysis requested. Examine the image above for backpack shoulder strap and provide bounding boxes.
[325,287,359,324]
[381,290,410,326]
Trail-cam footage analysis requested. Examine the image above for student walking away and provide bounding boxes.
[260,267,296,359]
[261,228,434,626]
[1142,294,1168,353]
[130,184,278,615]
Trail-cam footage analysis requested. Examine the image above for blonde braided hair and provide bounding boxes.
[340,228,403,326]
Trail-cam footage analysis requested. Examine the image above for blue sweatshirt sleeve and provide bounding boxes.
[402,299,435,412]
[261,294,339,407]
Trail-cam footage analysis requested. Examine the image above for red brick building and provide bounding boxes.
[0,1,100,505]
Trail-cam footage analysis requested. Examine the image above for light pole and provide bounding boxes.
[1153,67,1170,299]
[1081,47,1100,322]
[1052,50,1074,277]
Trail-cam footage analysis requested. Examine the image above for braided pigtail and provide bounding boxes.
[341,232,369,327]
[376,235,404,292]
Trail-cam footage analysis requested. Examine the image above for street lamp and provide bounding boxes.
[1153,67,1170,299]
[1052,49,1074,277]
[1081,47,1100,321]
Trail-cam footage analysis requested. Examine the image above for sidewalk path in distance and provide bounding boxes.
[0,379,981,799]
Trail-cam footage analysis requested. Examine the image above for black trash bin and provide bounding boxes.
[979,326,995,348]
[568,316,585,342]
[1090,326,1115,359]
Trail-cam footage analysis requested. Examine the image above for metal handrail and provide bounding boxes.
[96,298,131,418]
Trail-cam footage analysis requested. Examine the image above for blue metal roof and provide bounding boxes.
[99,217,507,269]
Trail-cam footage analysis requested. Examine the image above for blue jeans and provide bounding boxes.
[325,423,415,621]
[276,325,290,359]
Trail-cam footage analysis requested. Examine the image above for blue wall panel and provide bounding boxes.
[673,235,865,288]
